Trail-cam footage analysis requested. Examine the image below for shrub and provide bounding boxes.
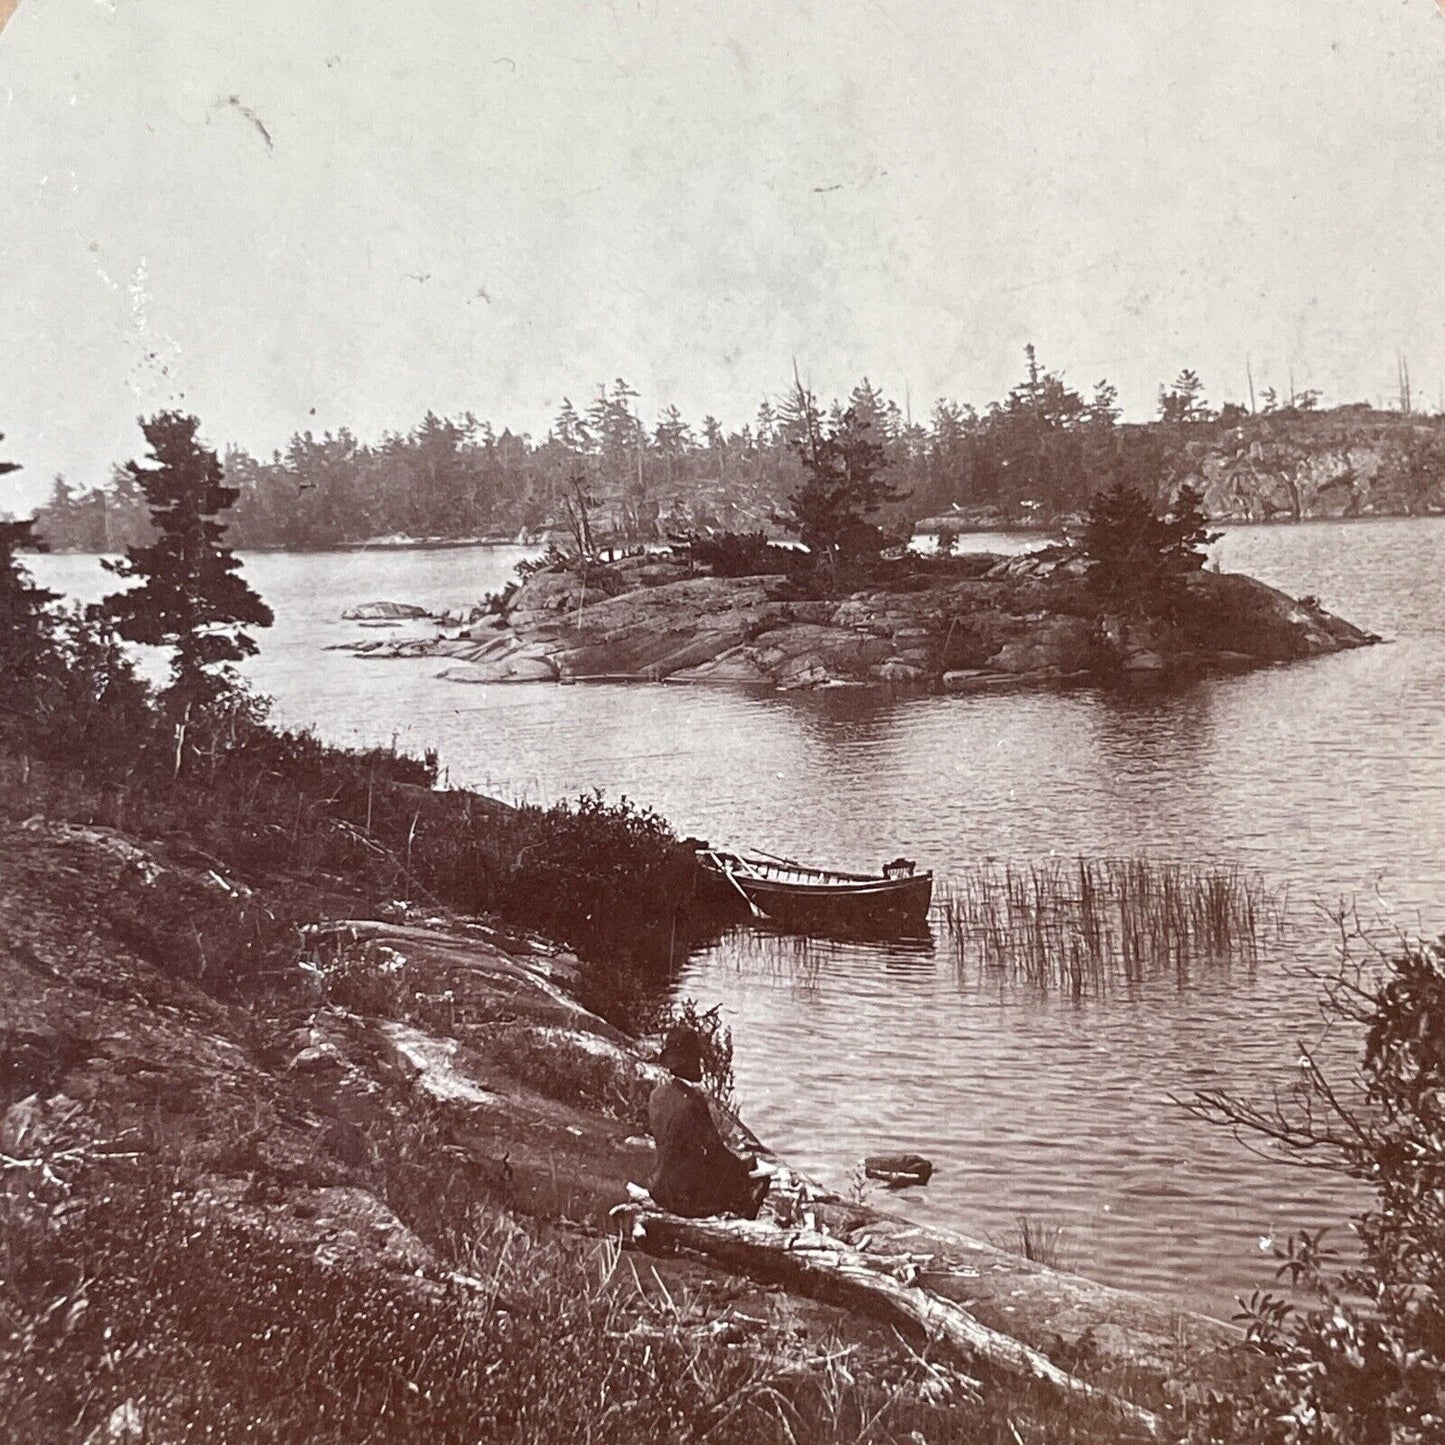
[313,935,413,1018]
[0,516,59,751]
[39,608,158,772]
[487,1026,652,1123]
[514,541,569,580]
[491,790,690,998]
[1187,933,1445,1443]
[688,530,799,578]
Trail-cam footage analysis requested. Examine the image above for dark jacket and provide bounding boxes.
[648,1077,766,1219]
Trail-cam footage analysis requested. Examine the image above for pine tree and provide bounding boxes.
[1,438,61,736]
[1158,369,1212,425]
[101,412,273,709]
[784,379,904,564]
[1080,479,1220,617]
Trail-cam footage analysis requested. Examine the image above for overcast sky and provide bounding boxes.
[2,0,1444,510]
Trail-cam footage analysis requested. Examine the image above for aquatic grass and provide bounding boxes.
[991,1214,1071,1272]
[937,857,1287,994]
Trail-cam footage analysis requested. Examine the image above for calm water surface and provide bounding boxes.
[37,519,1445,1317]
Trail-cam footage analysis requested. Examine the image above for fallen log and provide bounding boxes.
[616,1206,1163,1439]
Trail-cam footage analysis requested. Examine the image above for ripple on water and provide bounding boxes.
[30,520,1445,1315]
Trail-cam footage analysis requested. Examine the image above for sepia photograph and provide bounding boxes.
[2,2,1444,1440]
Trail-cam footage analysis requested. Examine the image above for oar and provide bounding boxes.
[745,843,810,871]
[705,850,766,920]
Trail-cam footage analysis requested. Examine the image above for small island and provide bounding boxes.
[0,409,1417,1445]
[341,527,1378,694]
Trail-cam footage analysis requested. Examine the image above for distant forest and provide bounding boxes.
[27,351,1445,551]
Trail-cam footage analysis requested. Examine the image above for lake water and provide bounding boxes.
[35,519,1445,1318]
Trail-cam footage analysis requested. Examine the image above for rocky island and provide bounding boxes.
[0,435,1411,1441]
[338,546,1379,693]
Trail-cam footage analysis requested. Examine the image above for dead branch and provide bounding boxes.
[615,1206,1163,1439]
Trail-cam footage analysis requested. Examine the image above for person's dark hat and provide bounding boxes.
[658,1024,704,1082]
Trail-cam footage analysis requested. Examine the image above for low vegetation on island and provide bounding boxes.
[3,419,1442,1443]
[347,408,1376,692]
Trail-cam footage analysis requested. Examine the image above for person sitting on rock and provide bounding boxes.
[647,1024,769,1219]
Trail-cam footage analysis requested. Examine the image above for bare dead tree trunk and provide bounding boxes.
[616,1206,1163,1438]
[173,700,190,779]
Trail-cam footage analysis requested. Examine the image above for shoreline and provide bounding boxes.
[333,549,1380,694]
[22,506,1445,561]
[0,805,1235,1438]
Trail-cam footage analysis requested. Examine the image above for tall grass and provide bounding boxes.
[991,1214,1071,1272]
[0,716,693,1025]
[938,856,1286,994]
[0,1159,1154,1445]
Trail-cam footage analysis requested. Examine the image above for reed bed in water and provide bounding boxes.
[937,857,1286,992]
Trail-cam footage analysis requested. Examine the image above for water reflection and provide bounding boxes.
[29,521,1445,1315]
[1085,674,1219,766]
[697,922,939,992]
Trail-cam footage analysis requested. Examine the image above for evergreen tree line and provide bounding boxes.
[26,354,1334,553]
[0,420,756,987]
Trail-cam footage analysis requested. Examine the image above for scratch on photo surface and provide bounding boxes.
[123,257,184,403]
[996,254,1120,296]
[219,94,274,152]
[82,237,120,297]
[812,169,887,195]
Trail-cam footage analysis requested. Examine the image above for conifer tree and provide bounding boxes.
[0,437,61,737]
[1080,479,1220,617]
[783,377,904,564]
[101,412,272,708]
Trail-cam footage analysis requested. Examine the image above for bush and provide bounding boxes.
[493,791,691,1009]
[1188,933,1445,1443]
[39,609,159,771]
[487,1026,652,1123]
[514,541,570,580]
[513,545,629,597]
[688,530,800,578]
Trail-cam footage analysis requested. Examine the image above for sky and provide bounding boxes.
[1,0,1444,510]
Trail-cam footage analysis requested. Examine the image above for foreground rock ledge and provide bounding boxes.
[2,820,1232,1433]
[337,549,1380,691]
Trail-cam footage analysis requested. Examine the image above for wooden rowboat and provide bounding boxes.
[700,849,933,938]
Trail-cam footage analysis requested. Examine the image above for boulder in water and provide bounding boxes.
[864,1152,934,1188]
[342,600,434,621]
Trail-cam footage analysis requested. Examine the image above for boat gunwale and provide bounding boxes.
[704,851,933,896]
